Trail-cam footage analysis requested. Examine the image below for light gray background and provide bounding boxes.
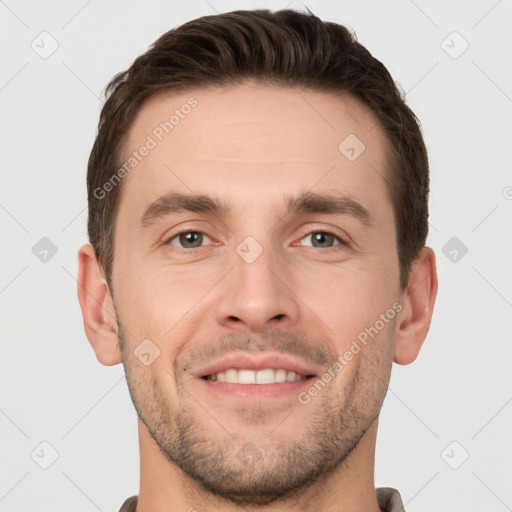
[1,1,511,511]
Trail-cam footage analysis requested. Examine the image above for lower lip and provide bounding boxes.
[199,377,316,399]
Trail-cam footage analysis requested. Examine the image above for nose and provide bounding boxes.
[214,240,301,333]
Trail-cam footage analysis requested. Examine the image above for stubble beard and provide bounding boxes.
[117,320,392,506]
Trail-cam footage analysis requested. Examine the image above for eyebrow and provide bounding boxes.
[138,191,375,230]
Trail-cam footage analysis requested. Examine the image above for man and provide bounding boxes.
[77,8,437,512]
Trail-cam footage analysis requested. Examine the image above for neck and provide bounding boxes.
[136,418,383,512]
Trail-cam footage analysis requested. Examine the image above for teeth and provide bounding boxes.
[238,369,256,384]
[225,369,237,382]
[256,369,275,384]
[275,369,287,383]
[206,368,307,384]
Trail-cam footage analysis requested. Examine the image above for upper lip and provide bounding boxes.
[194,352,320,379]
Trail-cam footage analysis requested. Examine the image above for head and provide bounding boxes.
[78,8,437,506]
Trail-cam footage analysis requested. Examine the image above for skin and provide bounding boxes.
[78,82,437,512]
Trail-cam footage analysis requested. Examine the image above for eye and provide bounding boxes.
[166,230,212,249]
[165,229,345,250]
[300,231,345,249]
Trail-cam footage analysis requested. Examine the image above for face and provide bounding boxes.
[112,83,401,504]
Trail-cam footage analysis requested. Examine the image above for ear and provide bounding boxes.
[77,243,122,366]
[394,247,438,365]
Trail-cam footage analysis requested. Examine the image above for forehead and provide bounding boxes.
[127,83,386,161]
[119,83,392,225]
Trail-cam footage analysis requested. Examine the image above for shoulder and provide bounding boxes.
[118,495,138,512]
[376,487,406,512]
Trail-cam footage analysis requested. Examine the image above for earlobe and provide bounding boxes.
[394,247,438,365]
[77,243,122,366]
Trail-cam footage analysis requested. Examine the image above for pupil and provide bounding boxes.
[182,232,201,247]
[314,233,331,247]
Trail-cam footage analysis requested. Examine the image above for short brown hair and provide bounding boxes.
[87,8,429,291]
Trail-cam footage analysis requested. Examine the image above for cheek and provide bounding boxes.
[301,257,393,311]
[114,260,215,344]
[295,261,399,353]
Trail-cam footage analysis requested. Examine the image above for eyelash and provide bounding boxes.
[165,229,348,250]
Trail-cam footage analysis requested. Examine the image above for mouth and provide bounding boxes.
[203,368,311,384]
[195,353,318,399]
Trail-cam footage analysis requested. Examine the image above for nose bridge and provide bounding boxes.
[235,234,279,291]
[215,232,300,331]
